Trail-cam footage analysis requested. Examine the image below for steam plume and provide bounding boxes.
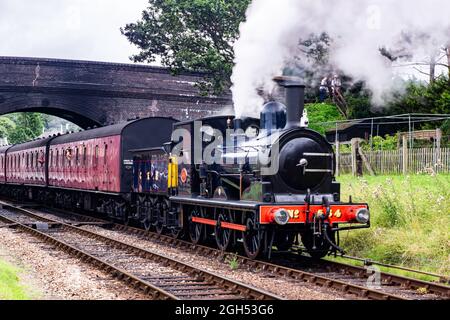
[231,0,450,117]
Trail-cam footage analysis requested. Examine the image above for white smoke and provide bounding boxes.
[231,0,450,117]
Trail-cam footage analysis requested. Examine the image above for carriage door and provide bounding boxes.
[102,141,111,190]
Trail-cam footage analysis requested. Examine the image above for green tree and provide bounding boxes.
[7,113,44,144]
[0,117,16,140]
[306,103,344,135]
[386,77,450,115]
[121,0,251,95]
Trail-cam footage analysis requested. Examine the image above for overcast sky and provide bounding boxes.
[0,0,149,63]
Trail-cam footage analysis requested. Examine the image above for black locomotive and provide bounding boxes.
[131,76,370,259]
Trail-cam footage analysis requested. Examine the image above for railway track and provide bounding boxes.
[0,203,281,300]
[2,200,449,300]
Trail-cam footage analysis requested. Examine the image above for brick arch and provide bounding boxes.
[0,56,232,129]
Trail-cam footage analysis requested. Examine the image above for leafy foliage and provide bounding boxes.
[306,103,344,135]
[362,134,399,151]
[386,77,450,116]
[0,117,16,139]
[1,113,44,144]
[121,0,251,95]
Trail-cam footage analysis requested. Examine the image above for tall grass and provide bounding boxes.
[338,174,450,275]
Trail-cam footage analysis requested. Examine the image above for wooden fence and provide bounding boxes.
[337,148,450,175]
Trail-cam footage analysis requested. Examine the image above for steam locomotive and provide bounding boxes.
[0,76,370,259]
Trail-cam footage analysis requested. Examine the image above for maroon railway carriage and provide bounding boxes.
[0,138,54,202]
[0,117,176,220]
[5,138,51,186]
[45,117,177,218]
[0,145,12,183]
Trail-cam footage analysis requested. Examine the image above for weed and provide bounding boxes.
[225,254,240,271]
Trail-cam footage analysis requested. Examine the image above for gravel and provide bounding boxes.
[0,228,150,300]
[80,225,345,300]
[0,207,350,300]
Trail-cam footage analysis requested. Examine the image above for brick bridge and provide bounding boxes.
[0,57,232,129]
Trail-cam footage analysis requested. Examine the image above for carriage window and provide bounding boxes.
[50,150,53,168]
[56,150,59,167]
[104,144,108,165]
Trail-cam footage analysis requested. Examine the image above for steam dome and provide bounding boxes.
[260,101,287,133]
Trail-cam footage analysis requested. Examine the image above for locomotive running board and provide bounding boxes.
[170,196,258,211]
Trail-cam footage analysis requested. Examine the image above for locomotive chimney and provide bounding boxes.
[274,76,305,129]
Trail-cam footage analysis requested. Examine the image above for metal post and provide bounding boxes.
[370,119,374,150]
[351,138,358,177]
[402,135,408,175]
[335,123,340,176]
[408,115,412,149]
[336,141,340,177]
[436,128,442,172]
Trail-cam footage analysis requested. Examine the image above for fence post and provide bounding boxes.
[402,135,408,175]
[351,138,363,176]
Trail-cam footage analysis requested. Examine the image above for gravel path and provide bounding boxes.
[0,228,149,300]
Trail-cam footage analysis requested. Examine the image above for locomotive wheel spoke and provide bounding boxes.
[143,218,152,231]
[142,206,153,231]
[154,200,166,235]
[214,208,233,251]
[242,213,262,259]
[188,206,203,244]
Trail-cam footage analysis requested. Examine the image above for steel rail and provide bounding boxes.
[339,254,449,284]
[9,201,450,299]
[0,204,281,301]
[9,205,406,300]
